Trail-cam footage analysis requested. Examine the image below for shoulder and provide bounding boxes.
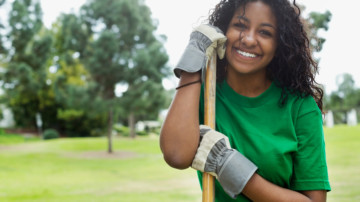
[295,95,321,117]
[277,87,322,123]
[285,94,323,130]
[275,82,320,114]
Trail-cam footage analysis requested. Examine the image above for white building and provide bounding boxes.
[0,104,15,128]
[347,109,358,126]
[136,120,161,131]
[0,86,15,128]
[325,110,334,128]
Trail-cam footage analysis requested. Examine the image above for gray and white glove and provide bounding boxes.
[174,24,227,78]
[192,125,258,199]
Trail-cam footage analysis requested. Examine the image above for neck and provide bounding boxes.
[226,70,272,97]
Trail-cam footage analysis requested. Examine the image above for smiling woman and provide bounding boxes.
[160,0,331,201]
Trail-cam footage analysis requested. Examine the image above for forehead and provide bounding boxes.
[232,1,277,26]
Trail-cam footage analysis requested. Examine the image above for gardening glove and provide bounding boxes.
[192,125,258,199]
[174,24,227,78]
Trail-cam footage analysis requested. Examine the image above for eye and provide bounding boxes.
[234,22,247,30]
[259,30,273,37]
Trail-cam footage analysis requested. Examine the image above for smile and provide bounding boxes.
[236,49,257,58]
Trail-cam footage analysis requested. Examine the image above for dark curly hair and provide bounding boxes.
[208,0,324,111]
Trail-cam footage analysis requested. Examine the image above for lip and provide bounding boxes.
[234,48,261,60]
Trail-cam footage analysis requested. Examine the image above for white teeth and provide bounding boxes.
[236,50,257,58]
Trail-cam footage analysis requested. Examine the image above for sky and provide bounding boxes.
[35,0,360,94]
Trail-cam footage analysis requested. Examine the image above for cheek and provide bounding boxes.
[225,31,240,54]
[226,28,241,44]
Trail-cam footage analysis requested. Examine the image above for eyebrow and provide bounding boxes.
[237,16,276,30]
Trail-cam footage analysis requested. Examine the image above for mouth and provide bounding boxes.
[236,49,258,58]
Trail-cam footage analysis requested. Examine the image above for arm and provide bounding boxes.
[160,72,201,169]
[243,174,327,202]
[160,24,227,169]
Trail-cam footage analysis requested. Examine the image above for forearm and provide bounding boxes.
[160,72,202,169]
[243,174,327,202]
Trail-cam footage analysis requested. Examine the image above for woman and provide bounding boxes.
[160,0,331,201]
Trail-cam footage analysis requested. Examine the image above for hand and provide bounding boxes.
[174,24,227,78]
[192,125,258,199]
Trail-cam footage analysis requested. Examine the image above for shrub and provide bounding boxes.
[90,128,105,137]
[43,129,59,140]
[136,130,148,136]
[113,124,129,137]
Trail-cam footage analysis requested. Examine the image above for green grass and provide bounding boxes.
[324,125,360,202]
[0,133,39,145]
[0,135,201,202]
[0,125,359,201]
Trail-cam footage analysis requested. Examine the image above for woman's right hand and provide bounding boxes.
[174,24,227,78]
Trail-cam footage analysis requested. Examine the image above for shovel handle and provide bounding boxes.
[202,52,217,202]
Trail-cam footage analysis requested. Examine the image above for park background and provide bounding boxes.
[0,0,359,201]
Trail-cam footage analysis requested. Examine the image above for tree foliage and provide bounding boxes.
[49,13,108,136]
[306,10,332,53]
[0,0,169,140]
[0,0,6,54]
[1,0,54,129]
[325,73,360,124]
[81,0,169,140]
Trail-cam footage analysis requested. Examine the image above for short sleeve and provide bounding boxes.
[290,97,331,191]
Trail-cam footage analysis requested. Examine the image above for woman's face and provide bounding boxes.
[225,1,277,77]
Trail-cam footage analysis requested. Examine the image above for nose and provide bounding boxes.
[240,31,257,47]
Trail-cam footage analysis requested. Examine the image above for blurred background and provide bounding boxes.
[0,0,359,201]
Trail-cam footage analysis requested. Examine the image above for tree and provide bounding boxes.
[1,0,54,130]
[305,10,332,54]
[326,73,360,124]
[298,4,332,56]
[0,0,6,55]
[81,0,169,151]
[50,13,108,136]
[119,35,169,138]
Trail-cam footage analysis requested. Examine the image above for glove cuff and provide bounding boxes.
[218,150,258,199]
[174,45,206,78]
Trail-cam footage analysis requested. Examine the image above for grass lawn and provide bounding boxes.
[0,135,201,202]
[0,125,359,202]
[324,125,360,202]
[0,133,39,145]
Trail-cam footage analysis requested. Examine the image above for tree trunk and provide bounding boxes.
[129,112,136,138]
[107,107,113,153]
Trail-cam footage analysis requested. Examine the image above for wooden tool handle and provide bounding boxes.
[202,52,217,202]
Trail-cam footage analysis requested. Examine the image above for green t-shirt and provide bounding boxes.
[198,81,331,201]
